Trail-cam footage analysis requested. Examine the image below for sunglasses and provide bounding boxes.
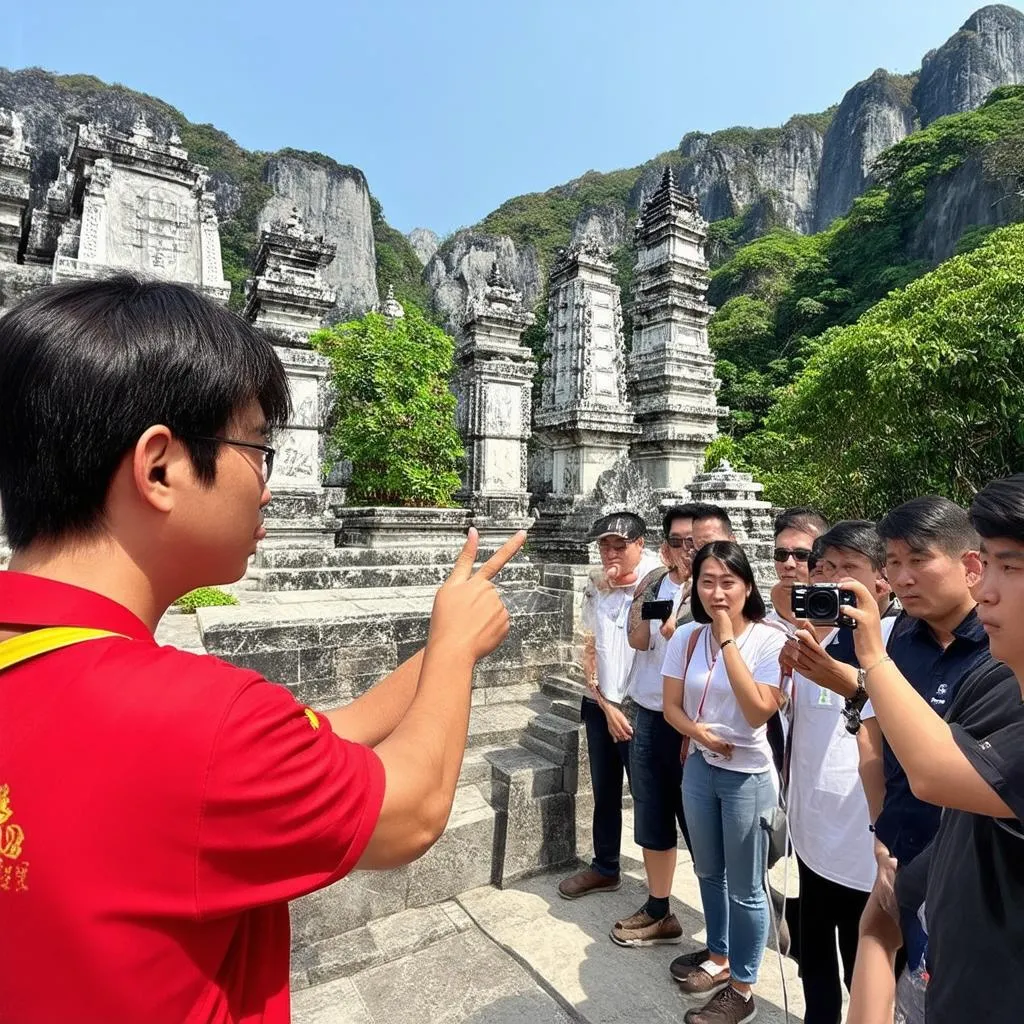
[773,547,812,563]
[666,537,695,550]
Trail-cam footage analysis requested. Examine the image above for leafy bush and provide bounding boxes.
[312,302,464,507]
[174,587,239,613]
[733,223,1024,518]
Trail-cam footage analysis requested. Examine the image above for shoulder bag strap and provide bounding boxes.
[679,626,708,763]
[0,627,125,674]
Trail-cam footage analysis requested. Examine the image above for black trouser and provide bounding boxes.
[582,697,631,877]
[796,856,870,1024]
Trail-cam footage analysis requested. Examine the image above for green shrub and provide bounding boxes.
[312,302,464,507]
[174,587,239,613]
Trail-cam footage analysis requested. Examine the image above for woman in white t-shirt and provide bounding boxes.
[661,541,787,1024]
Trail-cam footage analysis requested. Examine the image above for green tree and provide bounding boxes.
[735,223,1024,519]
[311,303,464,507]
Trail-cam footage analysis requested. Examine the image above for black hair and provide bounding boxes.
[689,503,733,534]
[774,506,830,540]
[877,495,979,557]
[662,502,703,537]
[808,537,826,573]
[970,475,1024,544]
[690,540,767,623]
[0,275,291,550]
[818,520,887,572]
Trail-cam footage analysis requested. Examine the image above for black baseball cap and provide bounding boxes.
[586,511,646,542]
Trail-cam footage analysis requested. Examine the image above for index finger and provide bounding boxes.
[473,529,528,581]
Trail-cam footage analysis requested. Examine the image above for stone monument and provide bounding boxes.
[243,208,338,549]
[530,237,639,561]
[32,114,230,303]
[454,261,537,538]
[0,110,30,264]
[628,167,725,501]
[688,458,775,587]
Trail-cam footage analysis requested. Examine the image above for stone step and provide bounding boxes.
[540,674,586,705]
[528,712,582,753]
[467,703,537,749]
[520,731,569,767]
[259,546,464,569]
[289,783,495,955]
[549,699,582,724]
[248,561,541,592]
[290,900,477,991]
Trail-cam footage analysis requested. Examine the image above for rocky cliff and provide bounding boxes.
[423,232,543,339]
[814,70,917,231]
[443,2,1024,312]
[915,5,1024,125]
[259,155,378,317]
[406,227,440,265]
[0,68,379,316]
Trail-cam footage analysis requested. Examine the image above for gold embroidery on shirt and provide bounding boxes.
[304,708,320,730]
[0,784,28,891]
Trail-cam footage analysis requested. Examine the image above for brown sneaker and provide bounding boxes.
[683,986,756,1024]
[676,963,732,996]
[670,947,712,981]
[557,868,621,900]
[610,910,684,947]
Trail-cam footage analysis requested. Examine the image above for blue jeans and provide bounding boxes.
[682,752,776,985]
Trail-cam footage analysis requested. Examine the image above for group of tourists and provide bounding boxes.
[559,494,1024,1024]
[0,275,1022,1024]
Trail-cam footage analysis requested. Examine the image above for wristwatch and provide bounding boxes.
[842,671,870,735]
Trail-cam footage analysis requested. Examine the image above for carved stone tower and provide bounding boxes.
[244,209,338,549]
[530,238,639,561]
[0,110,30,264]
[628,167,724,500]
[454,262,537,536]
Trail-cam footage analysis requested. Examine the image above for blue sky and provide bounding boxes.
[1,0,999,236]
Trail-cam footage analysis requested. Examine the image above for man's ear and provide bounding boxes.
[131,425,180,513]
[962,549,983,590]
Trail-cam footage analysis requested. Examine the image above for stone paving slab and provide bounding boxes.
[293,925,575,1024]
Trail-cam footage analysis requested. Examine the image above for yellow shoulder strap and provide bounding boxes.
[0,627,126,673]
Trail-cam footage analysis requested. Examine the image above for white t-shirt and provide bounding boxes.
[662,619,788,774]
[786,617,897,892]
[627,574,684,712]
[581,551,662,704]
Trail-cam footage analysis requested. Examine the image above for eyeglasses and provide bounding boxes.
[193,436,275,482]
[667,537,696,550]
[773,547,812,563]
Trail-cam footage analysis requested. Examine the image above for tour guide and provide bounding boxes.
[0,276,526,1024]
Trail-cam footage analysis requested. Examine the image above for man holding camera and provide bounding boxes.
[558,512,661,900]
[787,498,992,1016]
[837,475,1024,1024]
[777,522,896,1024]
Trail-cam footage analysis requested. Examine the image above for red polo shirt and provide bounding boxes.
[0,572,385,1024]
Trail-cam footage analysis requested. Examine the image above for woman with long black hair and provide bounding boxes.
[662,541,787,1024]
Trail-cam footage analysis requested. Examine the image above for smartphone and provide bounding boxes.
[641,599,674,622]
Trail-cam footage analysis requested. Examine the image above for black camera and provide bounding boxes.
[791,583,857,628]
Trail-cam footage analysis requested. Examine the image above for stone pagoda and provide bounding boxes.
[454,261,537,538]
[243,208,339,549]
[27,114,230,303]
[688,459,775,587]
[530,237,639,561]
[628,167,725,501]
[0,110,30,264]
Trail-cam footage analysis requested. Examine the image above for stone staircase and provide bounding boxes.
[289,669,591,993]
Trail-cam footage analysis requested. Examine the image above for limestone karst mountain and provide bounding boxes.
[0,5,1022,328]
[426,4,1024,333]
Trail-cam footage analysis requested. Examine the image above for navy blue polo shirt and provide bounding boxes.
[874,608,992,863]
